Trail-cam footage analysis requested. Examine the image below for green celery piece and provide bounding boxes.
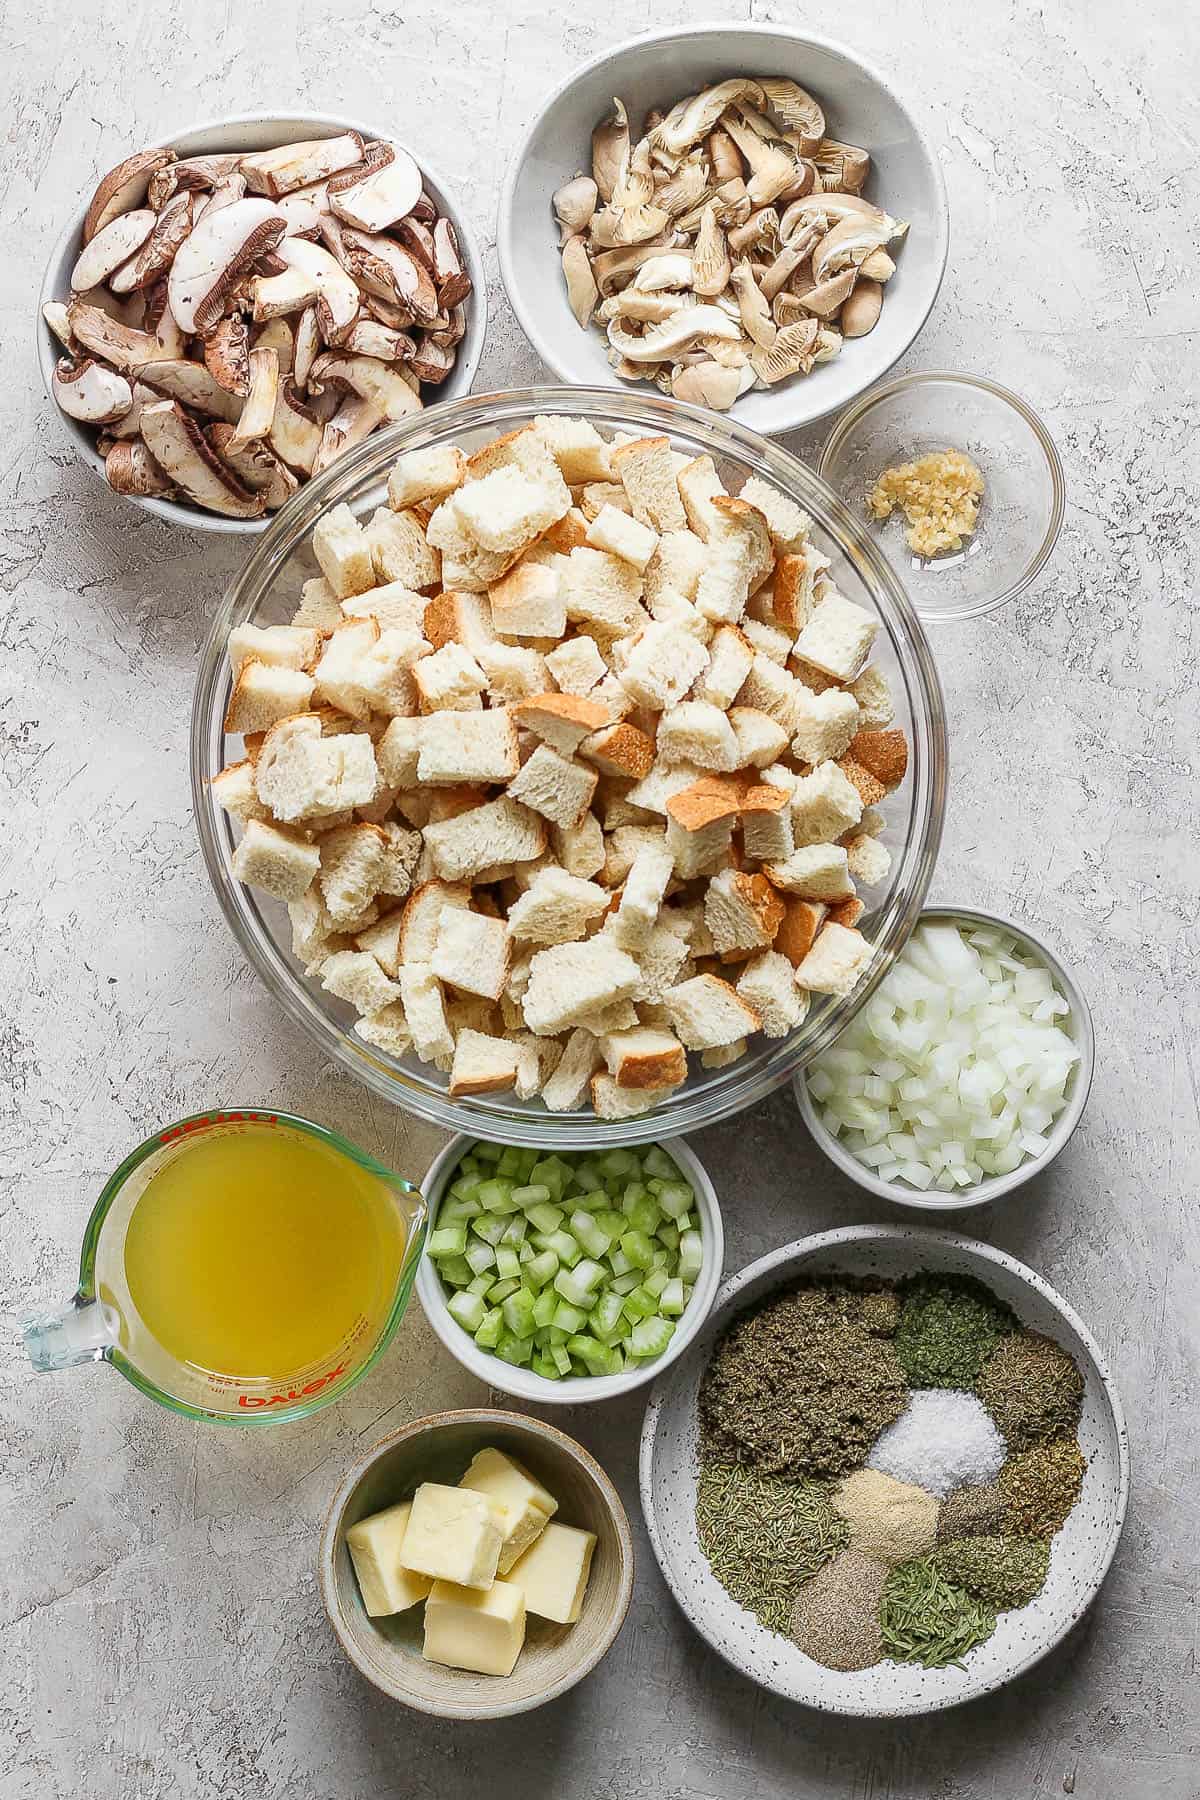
[477,1179,519,1214]
[466,1272,494,1297]
[589,1291,626,1344]
[629,1315,676,1358]
[488,1277,521,1303]
[654,1181,695,1221]
[550,1342,574,1377]
[448,1290,486,1333]
[657,1221,680,1251]
[599,1149,638,1180]
[535,1228,581,1269]
[572,1188,609,1215]
[545,1325,571,1347]
[608,1247,635,1277]
[512,1183,551,1209]
[448,1174,483,1201]
[650,1248,670,1271]
[566,1334,619,1375]
[678,1229,703,1284]
[530,1158,566,1200]
[435,1253,473,1288]
[625,1195,663,1234]
[474,1306,503,1349]
[531,1351,562,1380]
[674,1212,693,1232]
[642,1146,680,1182]
[621,1181,651,1214]
[571,1161,603,1192]
[518,1242,534,1265]
[551,1299,587,1334]
[619,1229,655,1271]
[660,1277,686,1317]
[428,1224,467,1257]
[622,1284,659,1322]
[501,1290,536,1339]
[525,1201,565,1234]
[594,1208,626,1240]
[500,1214,528,1245]
[470,1214,507,1246]
[609,1270,641,1295]
[440,1195,482,1222]
[525,1250,560,1291]
[553,1257,604,1309]
[643,1266,670,1298]
[497,1147,524,1178]
[494,1246,521,1280]
[472,1140,503,1164]
[495,1332,533,1366]
[532,1287,558,1329]
[571,1209,617,1259]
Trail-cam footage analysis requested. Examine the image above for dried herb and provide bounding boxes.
[976,1330,1084,1452]
[931,1534,1051,1610]
[789,1549,887,1671]
[893,1274,1015,1388]
[700,1282,908,1480]
[999,1438,1086,1537]
[696,1459,849,1634]
[937,1479,1006,1543]
[880,1557,997,1669]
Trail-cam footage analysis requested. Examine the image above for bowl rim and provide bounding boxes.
[413,1131,725,1404]
[191,383,949,1144]
[319,1405,635,1718]
[793,904,1096,1210]
[818,371,1067,620]
[37,109,488,536]
[497,21,950,435]
[638,1222,1131,1718]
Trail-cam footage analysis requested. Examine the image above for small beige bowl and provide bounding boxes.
[320,1408,634,1718]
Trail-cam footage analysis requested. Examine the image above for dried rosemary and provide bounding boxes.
[695,1458,849,1635]
[880,1556,997,1670]
[976,1330,1084,1451]
[893,1274,1015,1389]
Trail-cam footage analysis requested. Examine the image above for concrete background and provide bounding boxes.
[2,0,1197,1794]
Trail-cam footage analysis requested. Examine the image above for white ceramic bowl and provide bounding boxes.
[415,1133,724,1405]
[37,111,488,535]
[640,1225,1129,1717]
[794,906,1096,1211]
[498,24,948,435]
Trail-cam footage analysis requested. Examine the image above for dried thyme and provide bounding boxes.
[999,1438,1087,1537]
[880,1557,997,1669]
[696,1459,849,1634]
[931,1534,1051,1610]
[893,1274,1015,1389]
[976,1330,1084,1451]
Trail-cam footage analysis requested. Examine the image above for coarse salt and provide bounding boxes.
[866,1389,1006,1499]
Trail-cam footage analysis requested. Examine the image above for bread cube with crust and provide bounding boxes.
[228,623,320,675]
[544,634,607,696]
[736,950,808,1037]
[738,476,812,553]
[224,660,316,734]
[507,867,608,944]
[368,506,440,591]
[579,721,655,781]
[476,642,551,704]
[319,823,388,926]
[791,686,860,765]
[704,869,784,957]
[612,841,675,949]
[791,761,864,846]
[399,963,455,1062]
[666,813,733,880]
[695,498,774,624]
[577,481,630,522]
[355,1002,412,1059]
[737,655,804,736]
[413,642,487,713]
[599,1025,687,1091]
[449,1029,520,1097]
[795,923,873,997]
[551,812,605,880]
[454,465,570,556]
[589,1074,667,1119]
[231,818,320,902]
[255,715,378,822]
[585,505,659,570]
[793,591,880,681]
[512,692,610,757]
[837,755,887,808]
[768,551,818,633]
[523,937,641,1036]
[728,706,789,770]
[675,455,727,540]
[423,590,496,660]
[376,716,423,789]
[541,1028,602,1112]
[742,791,794,864]
[509,1030,564,1099]
[643,529,707,611]
[844,833,892,886]
[742,618,792,667]
[488,563,567,640]
[432,906,511,1001]
[559,547,645,638]
[612,436,687,531]
[695,624,753,710]
[621,915,692,1004]
[765,844,854,901]
[770,897,826,968]
[342,582,430,634]
[603,822,668,888]
[848,728,909,792]
[399,881,471,964]
[664,973,761,1049]
[328,627,425,719]
[423,796,546,882]
[311,619,380,720]
[848,663,894,729]
[319,948,402,1015]
[210,759,269,824]
[508,745,598,831]
[355,910,405,979]
[533,413,613,483]
[417,710,519,785]
[656,701,740,772]
[292,575,341,629]
[387,445,466,511]
[313,502,375,598]
[618,622,709,712]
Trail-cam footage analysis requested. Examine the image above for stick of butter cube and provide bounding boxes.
[422,1578,527,1677]
[400,1483,506,1589]
[345,1500,433,1618]
[459,1448,558,1575]
[507,1521,597,1624]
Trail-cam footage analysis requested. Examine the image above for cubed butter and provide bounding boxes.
[344,1501,433,1618]
[400,1482,505,1589]
[459,1447,559,1574]
[507,1521,597,1624]
[422,1578,527,1677]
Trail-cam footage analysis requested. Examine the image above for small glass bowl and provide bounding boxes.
[819,373,1065,622]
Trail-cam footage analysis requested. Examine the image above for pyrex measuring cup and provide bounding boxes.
[23,1109,426,1425]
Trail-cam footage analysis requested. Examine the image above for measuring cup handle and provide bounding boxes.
[22,1298,119,1372]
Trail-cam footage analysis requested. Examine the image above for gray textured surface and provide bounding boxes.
[2,1,1197,1796]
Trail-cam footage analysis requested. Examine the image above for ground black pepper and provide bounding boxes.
[937,1479,1007,1543]
[789,1549,888,1671]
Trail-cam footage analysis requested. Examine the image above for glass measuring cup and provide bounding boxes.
[22,1109,427,1425]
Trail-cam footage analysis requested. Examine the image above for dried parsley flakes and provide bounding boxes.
[893,1273,1015,1389]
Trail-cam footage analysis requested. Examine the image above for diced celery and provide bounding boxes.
[642,1146,680,1182]
[572,1187,610,1214]
[474,1306,503,1350]
[449,1175,483,1201]
[589,1291,627,1344]
[619,1229,655,1271]
[622,1284,659,1321]
[554,1258,604,1308]
[448,1290,486,1334]
[494,1246,521,1280]
[518,1243,534,1265]
[655,1181,694,1221]
[530,1158,566,1199]
[435,1253,472,1288]
[649,1249,670,1271]
[495,1332,533,1366]
[477,1179,519,1214]
[550,1342,574,1377]
[525,1201,565,1234]
[512,1183,551,1209]
[571,1209,618,1258]
[464,1239,496,1276]
[599,1149,638,1179]
[674,1211,693,1232]
[488,1277,520,1303]
[428,1224,467,1257]
[609,1269,642,1295]
[467,1272,494,1297]
[678,1229,703,1283]
[621,1181,651,1214]
[470,1214,506,1246]
[440,1196,482,1222]
[624,1195,663,1234]
[500,1215,528,1245]
[525,1250,559,1290]
[497,1146,524,1178]
[472,1140,502,1163]
[571,1161,603,1192]
[531,1352,562,1380]
[533,1228,581,1268]
[629,1315,676,1358]
[643,1267,670,1298]
[608,1247,635,1277]
[532,1287,558,1329]
[656,1221,680,1251]
[551,1299,587,1334]
[545,1325,571,1346]
[502,1290,536,1339]
[567,1335,620,1377]
[660,1278,686,1317]
[594,1208,626,1240]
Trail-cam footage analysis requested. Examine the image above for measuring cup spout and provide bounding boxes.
[22,1297,120,1372]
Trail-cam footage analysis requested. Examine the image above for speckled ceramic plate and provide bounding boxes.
[639,1226,1128,1716]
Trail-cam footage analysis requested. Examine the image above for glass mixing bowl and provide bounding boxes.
[192,386,947,1146]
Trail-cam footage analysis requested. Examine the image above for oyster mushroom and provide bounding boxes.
[758,79,826,153]
[591,99,630,204]
[719,114,798,207]
[590,238,676,294]
[692,203,731,298]
[553,174,599,242]
[749,317,821,384]
[206,423,299,510]
[606,304,741,363]
[813,139,871,195]
[274,235,362,337]
[71,208,158,293]
[860,249,896,283]
[104,438,174,498]
[840,279,883,337]
[758,220,821,302]
[139,399,264,516]
[328,142,423,232]
[167,198,286,334]
[729,261,776,348]
[707,128,744,183]
[780,192,891,242]
[109,192,195,294]
[628,251,694,292]
[727,205,780,256]
[203,314,251,394]
[131,357,243,421]
[227,347,280,453]
[561,234,599,328]
[811,215,895,284]
[83,146,175,244]
[813,326,843,362]
[307,351,423,420]
[239,131,365,199]
[671,360,742,410]
[650,80,762,156]
[798,268,858,319]
[654,157,710,219]
[52,357,134,424]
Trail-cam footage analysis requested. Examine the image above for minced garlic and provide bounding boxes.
[867,449,985,558]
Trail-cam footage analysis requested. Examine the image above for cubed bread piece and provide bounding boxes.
[791,686,861,764]
[399,963,455,1062]
[231,818,320,901]
[742,618,793,667]
[541,1028,602,1111]
[773,897,827,968]
[577,480,630,522]
[666,813,734,880]
[728,706,790,770]
[423,590,496,657]
[368,506,440,591]
[341,581,430,633]
[292,575,341,628]
[210,759,269,823]
[423,797,546,883]
[559,547,645,638]
[585,504,659,570]
[509,1031,564,1100]
[792,591,879,681]
[704,869,784,956]
[794,923,873,997]
[376,716,423,789]
[512,692,610,756]
[523,938,641,1035]
[848,663,895,729]
[589,1074,666,1119]
[789,653,841,695]
[676,455,728,540]
[600,1025,687,1091]
[695,624,754,710]
[828,896,865,928]
[612,841,675,949]
[844,833,892,886]
[311,619,381,721]
[507,867,609,944]
[622,915,692,1003]
[742,790,794,863]
[387,444,466,510]
[463,426,536,482]
[313,502,375,598]
[400,881,471,964]
[315,944,400,1016]
[618,622,709,711]
[476,642,551,704]
[736,950,808,1037]
[836,755,887,808]
[738,476,812,553]
[425,492,515,591]
[848,728,909,791]
[589,671,636,724]
[664,773,745,833]
[354,1002,412,1059]
[579,721,655,781]
[700,1039,747,1070]
[656,701,740,772]
[643,588,710,643]
[319,823,387,926]
[488,562,567,640]
[622,760,701,818]
[431,907,510,1001]
[551,812,606,880]
[664,973,761,1049]
[791,761,864,846]
[448,1029,520,1097]
[417,710,519,785]
[769,551,817,633]
[255,715,378,822]
[356,910,406,978]
[224,660,316,734]
[454,465,569,555]
[508,745,598,831]
[413,642,486,713]
[643,529,708,609]
[228,623,320,675]
[544,635,607,696]
[737,655,804,735]
[612,435,687,530]
[533,414,613,483]
[765,844,854,900]
[603,822,668,888]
